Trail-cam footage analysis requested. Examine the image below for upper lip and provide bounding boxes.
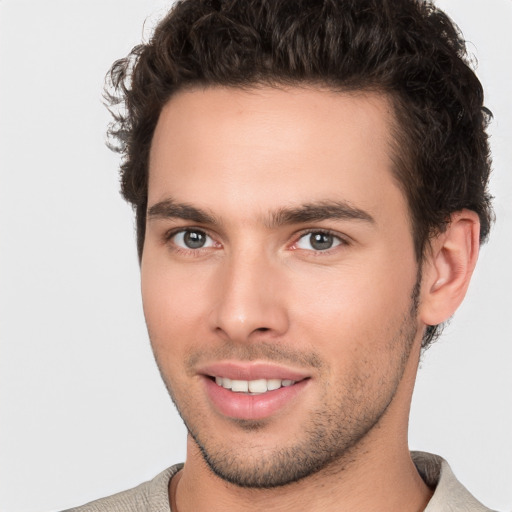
[198,361,310,381]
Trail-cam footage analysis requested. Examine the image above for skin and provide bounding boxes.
[141,86,480,512]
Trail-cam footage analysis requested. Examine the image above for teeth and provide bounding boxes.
[214,377,297,394]
[231,380,249,392]
[248,379,267,393]
[267,379,282,391]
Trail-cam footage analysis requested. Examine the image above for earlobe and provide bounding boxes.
[419,210,480,326]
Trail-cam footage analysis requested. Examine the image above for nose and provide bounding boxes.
[209,250,290,343]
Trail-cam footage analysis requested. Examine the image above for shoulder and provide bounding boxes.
[61,464,183,512]
[412,452,498,512]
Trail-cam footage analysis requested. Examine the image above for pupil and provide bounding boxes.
[310,232,333,250]
[184,231,205,249]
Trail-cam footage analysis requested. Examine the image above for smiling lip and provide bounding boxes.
[199,361,310,420]
[199,361,310,381]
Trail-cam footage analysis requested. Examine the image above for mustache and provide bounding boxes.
[186,341,325,371]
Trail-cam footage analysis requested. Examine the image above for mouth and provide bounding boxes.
[199,362,311,420]
[211,376,297,395]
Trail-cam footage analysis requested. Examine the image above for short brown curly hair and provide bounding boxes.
[105,0,493,348]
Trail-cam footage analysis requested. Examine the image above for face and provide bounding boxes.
[142,86,422,487]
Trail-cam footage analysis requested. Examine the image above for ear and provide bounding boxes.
[419,209,480,326]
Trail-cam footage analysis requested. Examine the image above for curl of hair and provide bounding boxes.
[105,0,493,350]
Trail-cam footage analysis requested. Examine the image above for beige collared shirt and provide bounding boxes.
[411,452,494,512]
[63,452,495,512]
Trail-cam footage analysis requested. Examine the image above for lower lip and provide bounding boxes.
[203,377,309,420]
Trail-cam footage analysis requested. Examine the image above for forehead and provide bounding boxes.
[148,86,405,222]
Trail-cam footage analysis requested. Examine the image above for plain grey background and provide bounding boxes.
[1,1,511,511]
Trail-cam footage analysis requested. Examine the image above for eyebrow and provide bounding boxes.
[147,199,218,224]
[267,201,375,227]
[147,198,375,227]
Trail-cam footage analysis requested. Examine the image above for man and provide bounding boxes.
[67,0,496,510]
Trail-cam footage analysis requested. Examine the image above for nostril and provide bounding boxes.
[256,327,270,332]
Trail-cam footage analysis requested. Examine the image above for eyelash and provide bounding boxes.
[290,229,349,253]
[163,227,219,256]
[162,227,349,255]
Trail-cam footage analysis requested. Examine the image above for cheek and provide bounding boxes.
[141,255,210,347]
[287,258,416,350]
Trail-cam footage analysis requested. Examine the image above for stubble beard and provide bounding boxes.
[153,288,420,489]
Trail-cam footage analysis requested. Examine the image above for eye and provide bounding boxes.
[171,229,216,250]
[295,231,343,251]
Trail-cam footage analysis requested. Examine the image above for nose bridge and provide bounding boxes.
[211,245,289,341]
